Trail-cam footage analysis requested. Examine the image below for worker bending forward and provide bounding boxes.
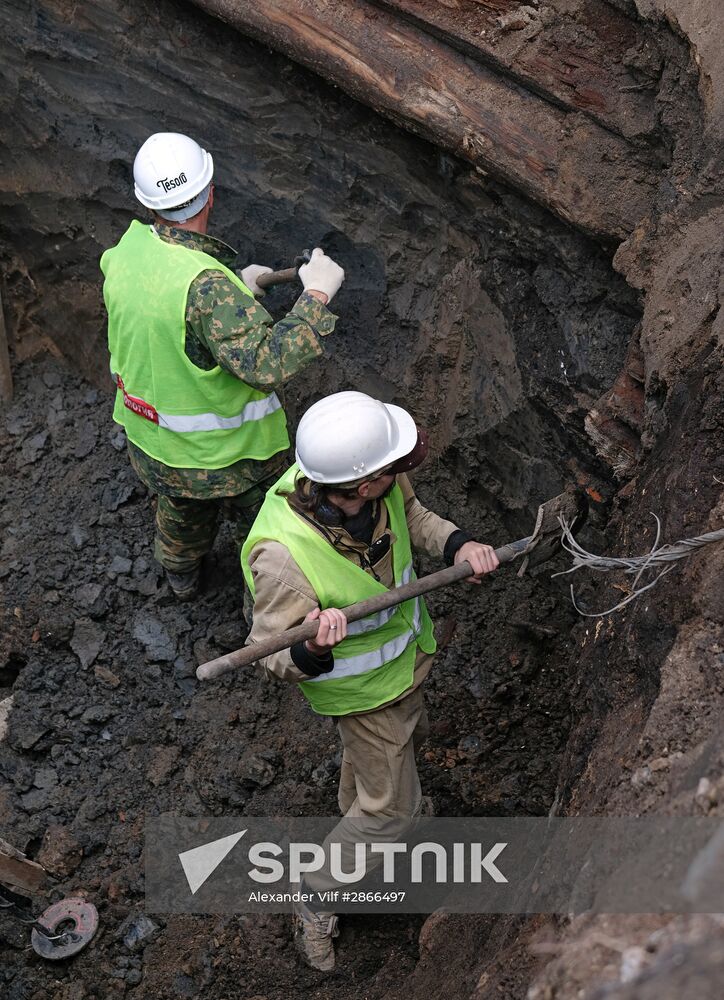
[241,391,499,970]
[101,132,344,599]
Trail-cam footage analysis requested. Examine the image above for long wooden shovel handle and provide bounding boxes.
[196,535,530,681]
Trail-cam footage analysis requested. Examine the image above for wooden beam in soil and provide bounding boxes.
[0,838,47,895]
[189,0,657,239]
[371,0,658,142]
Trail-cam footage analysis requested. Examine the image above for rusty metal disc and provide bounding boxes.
[31,897,99,959]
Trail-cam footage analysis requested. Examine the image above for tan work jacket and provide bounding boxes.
[245,474,459,708]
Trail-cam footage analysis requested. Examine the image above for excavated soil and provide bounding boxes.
[0,337,607,998]
[1,1,723,999]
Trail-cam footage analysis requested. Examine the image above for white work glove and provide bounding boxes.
[240,264,274,297]
[298,247,345,304]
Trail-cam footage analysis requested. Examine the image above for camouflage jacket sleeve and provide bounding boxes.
[186,271,337,391]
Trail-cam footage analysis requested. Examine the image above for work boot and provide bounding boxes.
[165,567,200,601]
[292,897,339,971]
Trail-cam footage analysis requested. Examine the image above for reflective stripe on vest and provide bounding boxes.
[102,221,290,470]
[158,394,282,433]
[344,563,414,637]
[112,372,281,432]
[306,564,422,682]
[241,464,437,716]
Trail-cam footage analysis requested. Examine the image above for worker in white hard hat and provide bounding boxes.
[100,132,345,600]
[241,391,499,970]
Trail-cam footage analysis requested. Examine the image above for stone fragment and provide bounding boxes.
[193,637,217,666]
[102,479,134,511]
[20,787,50,812]
[81,704,115,724]
[176,677,197,697]
[71,617,106,668]
[1,533,19,559]
[14,724,50,750]
[0,696,14,741]
[134,573,160,596]
[94,664,121,688]
[458,734,483,760]
[70,524,89,550]
[173,656,196,680]
[118,572,158,596]
[648,756,671,773]
[630,765,651,787]
[33,767,58,789]
[132,556,150,577]
[47,403,68,429]
[239,753,276,788]
[38,611,73,649]
[74,582,108,617]
[211,620,246,650]
[117,912,160,952]
[109,430,126,451]
[695,776,718,812]
[620,945,649,983]
[37,824,82,876]
[74,423,98,459]
[19,430,49,466]
[5,410,33,436]
[147,746,181,787]
[78,796,107,822]
[108,555,133,576]
[173,973,197,997]
[133,615,177,662]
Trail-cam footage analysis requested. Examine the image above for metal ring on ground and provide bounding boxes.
[31,897,99,959]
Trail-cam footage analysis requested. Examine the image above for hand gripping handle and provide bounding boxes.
[196,536,530,681]
[255,249,312,290]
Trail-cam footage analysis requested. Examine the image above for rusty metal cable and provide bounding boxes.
[553,515,724,617]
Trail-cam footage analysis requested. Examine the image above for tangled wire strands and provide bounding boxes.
[552,515,724,618]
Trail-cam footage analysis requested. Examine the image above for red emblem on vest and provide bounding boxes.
[116,375,159,424]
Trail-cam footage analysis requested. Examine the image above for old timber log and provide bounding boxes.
[188,0,660,239]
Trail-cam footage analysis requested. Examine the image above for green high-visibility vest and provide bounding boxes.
[101,220,290,470]
[241,465,437,716]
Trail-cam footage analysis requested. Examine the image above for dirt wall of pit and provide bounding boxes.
[1,1,723,998]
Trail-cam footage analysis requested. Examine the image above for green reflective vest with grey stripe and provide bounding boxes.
[101,220,290,470]
[241,464,437,716]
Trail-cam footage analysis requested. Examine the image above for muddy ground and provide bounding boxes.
[1,0,724,998]
[0,344,592,998]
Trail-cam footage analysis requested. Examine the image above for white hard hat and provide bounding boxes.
[133,132,214,222]
[295,391,423,485]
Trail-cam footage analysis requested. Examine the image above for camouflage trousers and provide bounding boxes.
[153,489,265,575]
[126,441,287,578]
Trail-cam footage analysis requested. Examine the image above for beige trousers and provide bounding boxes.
[304,685,429,896]
[337,684,429,817]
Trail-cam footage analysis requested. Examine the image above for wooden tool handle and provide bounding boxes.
[255,249,313,290]
[196,536,529,681]
[255,265,299,289]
